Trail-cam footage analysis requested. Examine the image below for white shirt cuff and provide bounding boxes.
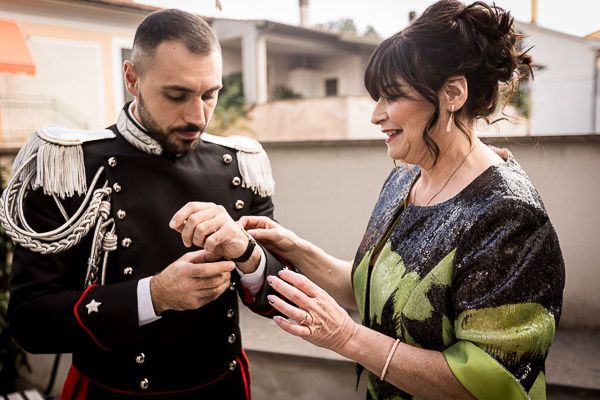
[236,246,266,295]
[137,277,161,326]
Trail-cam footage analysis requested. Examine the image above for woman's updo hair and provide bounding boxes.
[365,0,532,163]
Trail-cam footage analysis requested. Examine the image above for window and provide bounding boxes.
[325,78,338,96]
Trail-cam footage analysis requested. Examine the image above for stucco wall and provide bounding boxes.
[2,135,596,329]
[264,135,600,330]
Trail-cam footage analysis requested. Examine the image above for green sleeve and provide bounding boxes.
[444,340,546,400]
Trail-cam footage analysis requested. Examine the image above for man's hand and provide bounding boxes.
[150,250,235,315]
[170,202,250,260]
[170,202,262,274]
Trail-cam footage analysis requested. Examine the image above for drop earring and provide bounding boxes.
[446,105,455,133]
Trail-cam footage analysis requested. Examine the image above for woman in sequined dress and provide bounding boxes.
[241,1,565,399]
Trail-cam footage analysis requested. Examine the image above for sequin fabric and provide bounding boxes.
[352,153,565,400]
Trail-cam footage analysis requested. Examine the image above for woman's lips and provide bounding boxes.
[384,129,403,143]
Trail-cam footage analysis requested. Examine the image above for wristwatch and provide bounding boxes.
[229,229,257,263]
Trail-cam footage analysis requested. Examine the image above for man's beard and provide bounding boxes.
[137,92,203,155]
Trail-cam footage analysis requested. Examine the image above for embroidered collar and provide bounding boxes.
[116,102,163,156]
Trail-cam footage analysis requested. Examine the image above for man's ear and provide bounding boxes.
[442,75,468,112]
[123,61,140,98]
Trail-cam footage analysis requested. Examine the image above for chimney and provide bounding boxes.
[299,0,309,28]
[408,11,417,23]
[531,0,538,24]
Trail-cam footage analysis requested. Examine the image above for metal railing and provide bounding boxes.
[0,95,88,146]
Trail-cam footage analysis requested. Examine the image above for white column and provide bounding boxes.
[256,35,268,104]
[242,31,268,104]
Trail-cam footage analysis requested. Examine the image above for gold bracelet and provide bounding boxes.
[380,339,400,381]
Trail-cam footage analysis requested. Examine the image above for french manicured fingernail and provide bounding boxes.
[273,315,283,322]
[267,276,274,284]
[267,295,275,304]
[169,218,175,228]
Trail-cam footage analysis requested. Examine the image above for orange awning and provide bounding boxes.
[0,19,35,75]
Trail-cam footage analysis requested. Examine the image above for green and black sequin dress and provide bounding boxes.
[352,153,564,400]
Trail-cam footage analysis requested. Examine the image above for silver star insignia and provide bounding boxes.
[85,299,101,314]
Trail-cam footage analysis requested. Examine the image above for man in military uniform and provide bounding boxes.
[4,9,284,399]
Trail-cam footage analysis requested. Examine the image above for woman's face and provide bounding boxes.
[370,84,437,166]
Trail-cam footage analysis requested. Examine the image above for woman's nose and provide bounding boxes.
[371,99,387,125]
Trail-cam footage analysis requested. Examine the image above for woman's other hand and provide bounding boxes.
[266,269,359,353]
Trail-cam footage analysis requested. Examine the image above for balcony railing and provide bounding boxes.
[0,95,88,147]
[229,96,528,142]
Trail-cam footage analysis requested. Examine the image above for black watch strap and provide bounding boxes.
[229,231,257,263]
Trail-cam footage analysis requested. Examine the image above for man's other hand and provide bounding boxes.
[150,250,234,314]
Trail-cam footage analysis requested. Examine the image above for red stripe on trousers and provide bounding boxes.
[61,365,90,400]
[240,349,252,400]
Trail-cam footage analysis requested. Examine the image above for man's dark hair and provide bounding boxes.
[131,9,220,73]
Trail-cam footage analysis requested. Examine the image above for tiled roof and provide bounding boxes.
[585,29,600,40]
[75,0,161,13]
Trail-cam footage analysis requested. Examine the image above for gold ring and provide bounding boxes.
[299,311,309,325]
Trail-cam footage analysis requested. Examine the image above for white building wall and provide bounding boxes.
[341,54,368,96]
[284,53,368,99]
[2,36,104,133]
[519,23,599,135]
[213,19,268,103]
[211,19,253,42]
[265,53,294,96]
[0,0,146,126]
[288,68,324,97]
[221,46,242,77]
[318,54,365,96]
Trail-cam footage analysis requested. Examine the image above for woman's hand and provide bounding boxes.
[242,217,357,308]
[266,269,359,353]
[238,216,306,263]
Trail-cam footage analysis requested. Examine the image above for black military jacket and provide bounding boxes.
[8,113,284,394]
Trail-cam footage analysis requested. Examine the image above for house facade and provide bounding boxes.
[0,0,598,147]
[0,0,378,144]
[517,22,600,136]
[0,0,154,145]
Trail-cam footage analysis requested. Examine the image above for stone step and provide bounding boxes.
[545,329,600,390]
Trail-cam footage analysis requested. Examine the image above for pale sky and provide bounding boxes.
[136,0,600,39]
